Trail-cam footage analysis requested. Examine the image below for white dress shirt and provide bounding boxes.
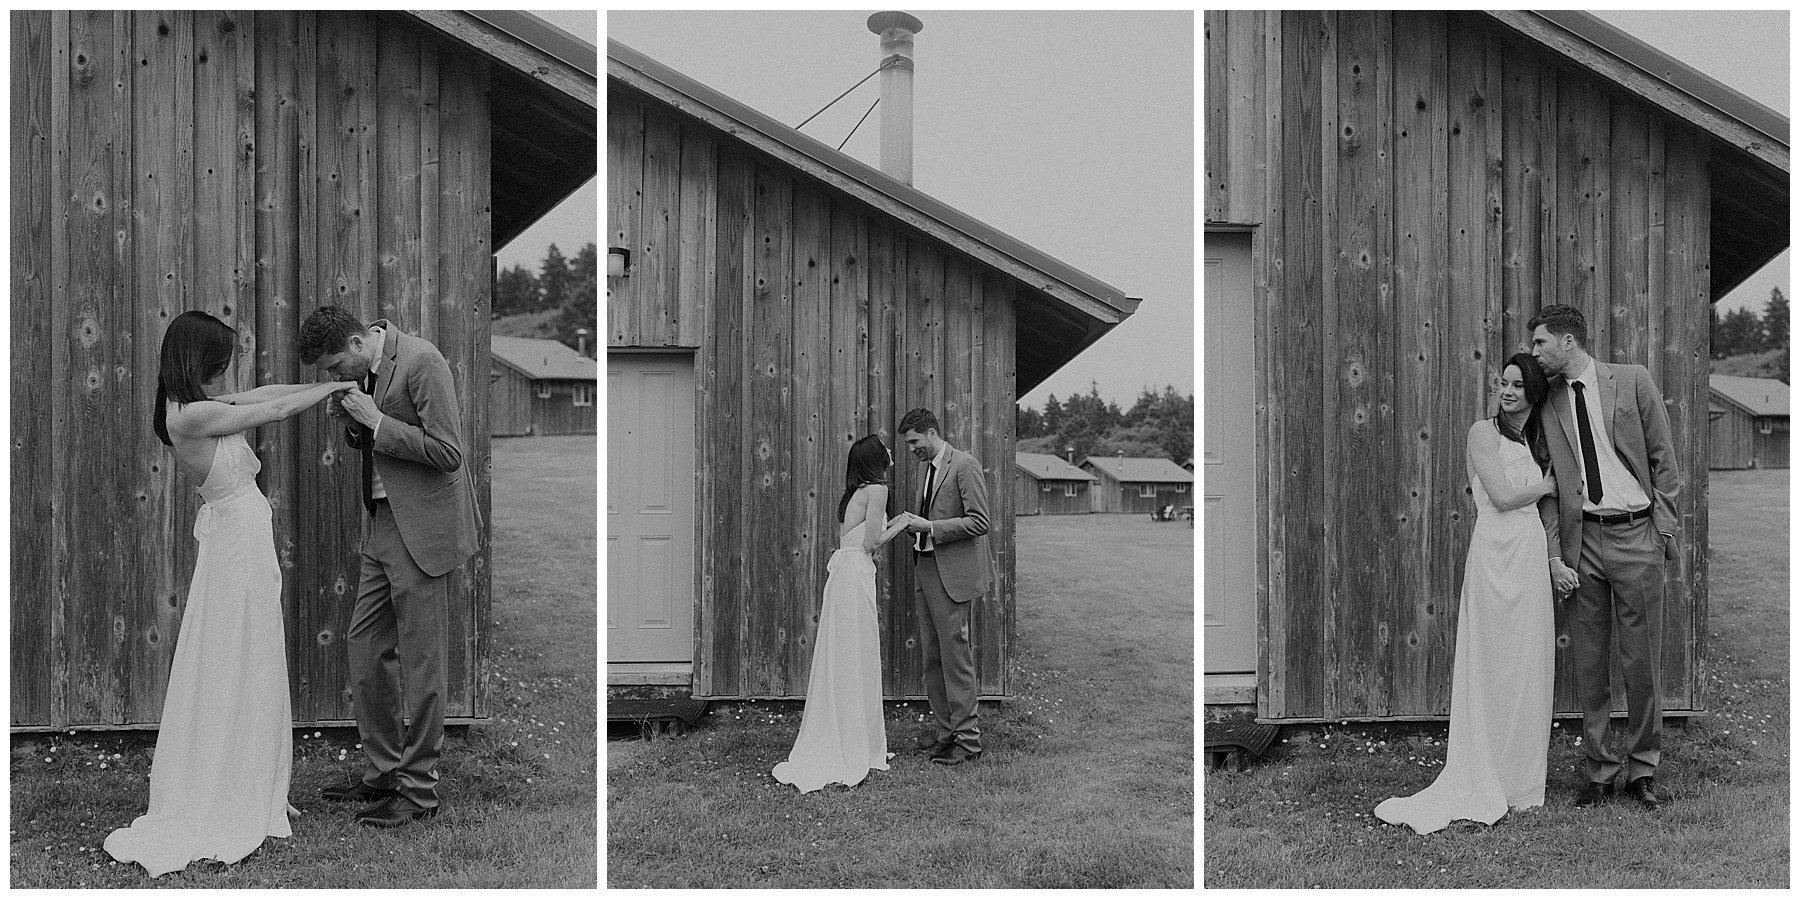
[1563,358,1649,516]
[917,440,950,552]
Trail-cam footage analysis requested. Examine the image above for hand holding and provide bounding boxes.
[903,512,933,534]
[1541,473,1557,498]
[1550,558,1579,596]
[340,387,381,429]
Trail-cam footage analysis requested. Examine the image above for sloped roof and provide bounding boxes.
[1080,456,1193,484]
[606,38,1138,393]
[1481,11,1788,299]
[1015,452,1098,482]
[490,336,597,381]
[1710,374,1789,418]
[400,11,596,249]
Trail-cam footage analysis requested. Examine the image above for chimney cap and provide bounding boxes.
[867,11,923,35]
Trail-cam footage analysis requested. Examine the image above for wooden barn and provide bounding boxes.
[490,336,598,437]
[606,36,1136,698]
[1014,451,1097,516]
[10,11,596,730]
[1081,455,1194,515]
[1203,10,1789,718]
[1708,374,1789,470]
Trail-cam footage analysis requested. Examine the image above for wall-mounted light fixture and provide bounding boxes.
[607,246,632,280]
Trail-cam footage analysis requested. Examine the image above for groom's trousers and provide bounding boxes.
[348,499,450,809]
[913,553,981,753]
[1571,514,1665,785]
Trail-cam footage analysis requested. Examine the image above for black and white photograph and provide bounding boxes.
[9,10,597,887]
[1202,10,1787,888]
[605,10,1193,888]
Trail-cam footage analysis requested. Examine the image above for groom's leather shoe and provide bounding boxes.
[322,781,397,804]
[1625,776,1665,810]
[930,745,982,766]
[918,733,954,755]
[1574,780,1614,807]
[355,794,440,827]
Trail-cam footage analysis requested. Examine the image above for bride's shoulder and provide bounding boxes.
[1466,418,1499,439]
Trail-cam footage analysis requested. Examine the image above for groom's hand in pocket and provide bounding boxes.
[1659,531,1677,562]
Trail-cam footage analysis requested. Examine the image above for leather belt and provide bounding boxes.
[1583,507,1650,526]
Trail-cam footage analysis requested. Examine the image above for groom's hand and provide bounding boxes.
[903,513,932,534]
[340,387,382,430]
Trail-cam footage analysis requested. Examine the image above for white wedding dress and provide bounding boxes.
[105,429,295,876]
[773,521,890,792]
[1374,421,1555,834]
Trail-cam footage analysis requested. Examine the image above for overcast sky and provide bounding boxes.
[607,10,1195,410]
[498,10,599,273]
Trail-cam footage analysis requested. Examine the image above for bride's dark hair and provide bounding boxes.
[837,434,893,523]
[1496,351,1551,471]
[153,311,237,446]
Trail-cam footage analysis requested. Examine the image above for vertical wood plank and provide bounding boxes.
[1204,12,1229,222]
[12,10,56,725]
[375,19,421,327]
[742,160,793,696]
[1255,9,1285,716]
[606,96,643,346]
[789,185,828,695]
[48,8,72,725]
[865,221,903,695]
[677,115,716,349]
[640,108,681,346]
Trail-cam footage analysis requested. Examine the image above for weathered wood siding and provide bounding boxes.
[11,10,493,728]
[1015,474,1091,516]
[490,365,596,437]
[1206,10,1713,720]
[608,87,1017,699]
[1708,405,1788,470]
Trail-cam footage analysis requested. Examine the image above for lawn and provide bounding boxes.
[606,513,1195,888]
[10,434,597,888]
[1203,468,1788,888]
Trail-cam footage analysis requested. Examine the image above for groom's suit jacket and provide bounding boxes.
[918,445,994,603]
[345,323,482,577]
[1537,360,1679,564]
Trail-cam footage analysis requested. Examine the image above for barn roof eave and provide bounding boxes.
[606,39,1136,342]
[401,11,598,250]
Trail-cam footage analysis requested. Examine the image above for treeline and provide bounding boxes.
[1016,384,1194,465]
[1712,286,1787,358]
[492,242,599,356]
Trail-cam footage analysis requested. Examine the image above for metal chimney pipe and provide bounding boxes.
[867,11,923,184]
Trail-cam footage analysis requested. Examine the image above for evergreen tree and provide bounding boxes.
[1041,394,1064,436]
[1764,286,1788,351]
[493,264,539,318]
[554,242,599,357]
[1016,405,1044,438]
[538,243,574,314]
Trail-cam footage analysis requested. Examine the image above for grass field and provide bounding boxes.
[606,513,1195,888]
[10,434,597,888]
[1203,468,1788,889]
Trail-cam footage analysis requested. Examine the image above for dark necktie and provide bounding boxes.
[1571,380,1603,505]
[361,372,376,516]
[915,463,935,552]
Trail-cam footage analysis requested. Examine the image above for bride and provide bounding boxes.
[1375,353,1562,834]
[105,311,355,876]
[773,434,915,792]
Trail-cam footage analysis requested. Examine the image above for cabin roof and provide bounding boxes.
[490,336,598,381]
[1015,452,1098,482]
[400,11,597,250]
[1481,11,1789,299]
[1080,456,1193,484]
[1709,374,1789,418]
[606,38,1139,394]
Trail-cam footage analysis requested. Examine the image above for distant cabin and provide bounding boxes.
[1014,452,1097,516]
[1080,456,1193,514]
[490,336,598,437]
[1709,375,1789,470]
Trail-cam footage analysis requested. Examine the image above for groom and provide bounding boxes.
[898,407,993,766]
[298,306,481,827]
[1528,304,1679,811]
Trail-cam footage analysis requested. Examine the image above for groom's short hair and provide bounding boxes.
[1526,304,1588,348]
[297,306,368,365]
[898,407,939,436]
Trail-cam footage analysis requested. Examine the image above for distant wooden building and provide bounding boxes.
[490,336,597,437]
[1014,452,1097,516]
[10,11,596,730]
[1080,456,1193,514]
[606,39,1137,698]
[1204,11,1789,718]
[1709,375,1788,470]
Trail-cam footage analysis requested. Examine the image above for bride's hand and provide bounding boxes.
[1541,473,1557,497]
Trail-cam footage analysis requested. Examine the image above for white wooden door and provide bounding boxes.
[1204,233,1257,674]
[607,353,695,663]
